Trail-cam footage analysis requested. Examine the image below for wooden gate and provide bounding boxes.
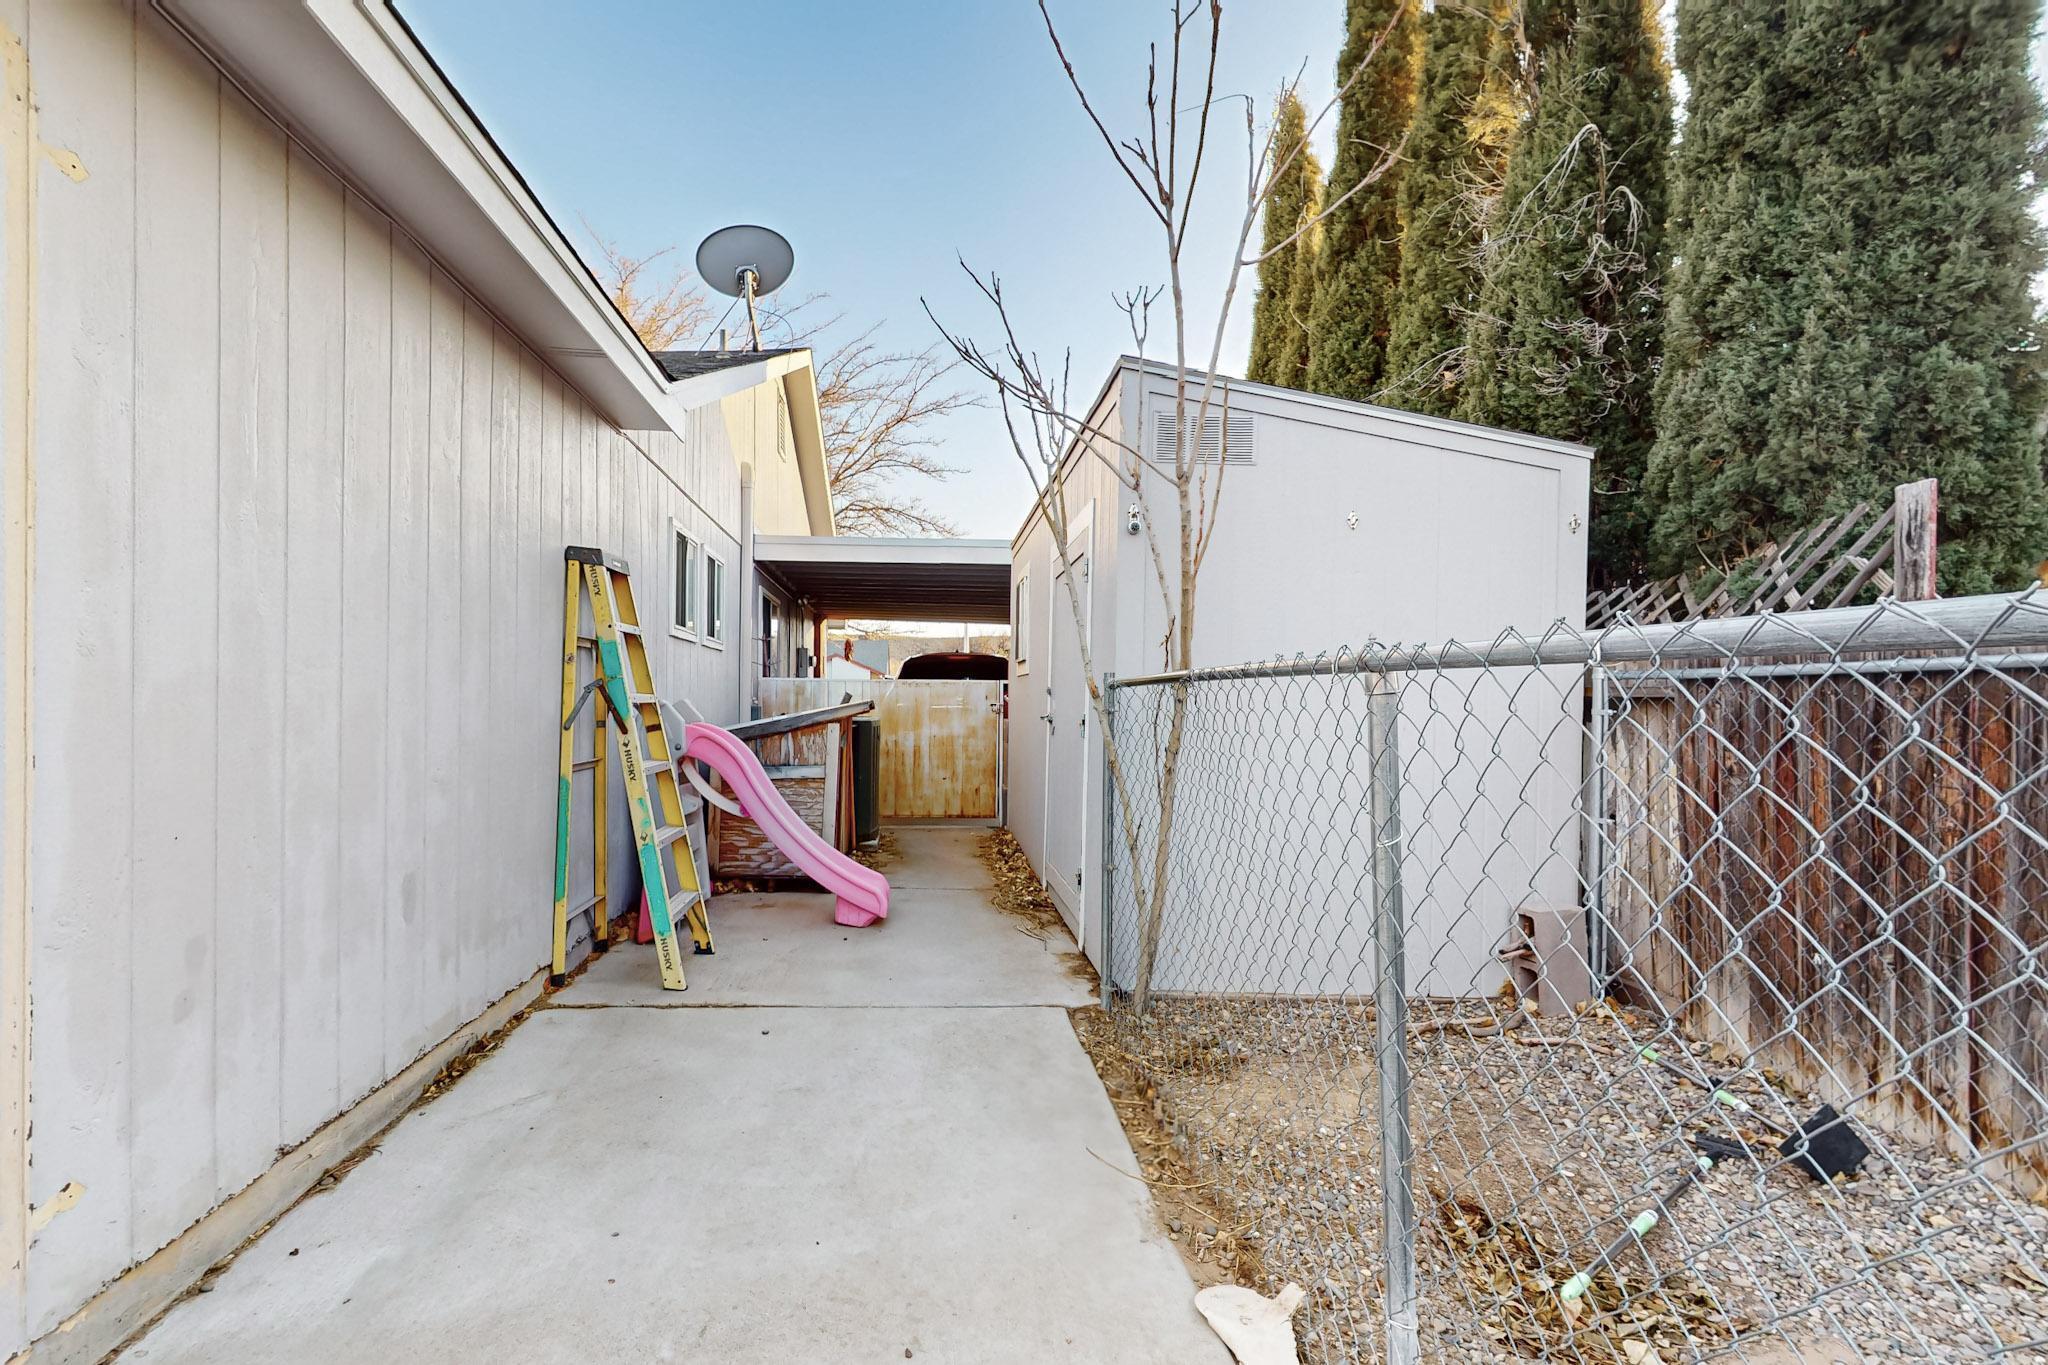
[757,678,1003,820]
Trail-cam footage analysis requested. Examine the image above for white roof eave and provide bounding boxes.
[158,0,696,435]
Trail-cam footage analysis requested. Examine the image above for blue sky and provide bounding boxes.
[400,2,2048,541]
[400,0,1350,538]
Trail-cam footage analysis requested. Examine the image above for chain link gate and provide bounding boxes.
[1098,592,2048,1364]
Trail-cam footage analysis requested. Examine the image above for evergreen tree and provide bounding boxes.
[1457,0,1671,583]
[1303,0,1419,401]
[1646,0,2048,593]
[1384,2,1497,415]
[1278,196,1325,388]
[1247,92,1324,388]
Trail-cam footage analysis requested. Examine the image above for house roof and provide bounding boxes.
[653,349,804,382]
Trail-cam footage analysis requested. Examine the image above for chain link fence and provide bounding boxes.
[1098,592,2048,1364]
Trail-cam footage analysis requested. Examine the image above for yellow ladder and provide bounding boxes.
[552,546,712,991]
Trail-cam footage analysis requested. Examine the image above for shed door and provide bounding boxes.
[1043,551,1091,916]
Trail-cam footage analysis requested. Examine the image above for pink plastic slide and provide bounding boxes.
[682,722,891,927]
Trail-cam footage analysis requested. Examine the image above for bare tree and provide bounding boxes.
[584,225,717,351]
[811,329,973,536]
[928,0,1410,1010]
[587,231,972,534]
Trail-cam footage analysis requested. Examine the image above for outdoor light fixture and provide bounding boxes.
[1127,504,1143,535]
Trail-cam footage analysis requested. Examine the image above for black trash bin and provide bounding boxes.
[852,716,881,846]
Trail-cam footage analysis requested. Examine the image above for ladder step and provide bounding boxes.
[612,622,642,637]
[629,692,659,705]
[572,757,602,773]
[655,824,691,848]
[566,892,602,920]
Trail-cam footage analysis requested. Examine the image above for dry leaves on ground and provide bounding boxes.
[978,828,1100,989]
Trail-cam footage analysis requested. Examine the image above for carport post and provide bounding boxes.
[1367,676,1419,1365]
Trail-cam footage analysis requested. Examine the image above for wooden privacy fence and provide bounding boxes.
[757,677,1003,820]
[1600,658,2048,1194]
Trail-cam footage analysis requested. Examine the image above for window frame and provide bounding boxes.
[670,520,700,641]
[703,551,727,648]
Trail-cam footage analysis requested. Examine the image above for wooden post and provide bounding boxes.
[1894,478,1938,600]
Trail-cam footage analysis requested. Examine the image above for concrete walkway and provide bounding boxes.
[122,828,1228,1365]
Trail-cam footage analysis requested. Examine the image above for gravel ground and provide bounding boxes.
[1073,996,2048,1364]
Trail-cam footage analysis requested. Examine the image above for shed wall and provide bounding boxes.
[1009,366,1591,994]
[17,4,745,1343]
[1007,380,1125,962]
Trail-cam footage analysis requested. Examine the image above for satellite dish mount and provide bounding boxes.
[696,224,795,352]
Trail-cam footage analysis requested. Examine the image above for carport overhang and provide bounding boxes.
[753,536,1012,623]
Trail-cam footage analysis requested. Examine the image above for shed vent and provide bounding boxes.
[1151,406,1256,465]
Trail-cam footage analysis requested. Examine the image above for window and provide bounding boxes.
[671,525,699,638]
[1013,574,1030,672]
[761,590,779,677]
[704,554,726,646]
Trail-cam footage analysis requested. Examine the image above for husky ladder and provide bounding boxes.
[552,546,712,990]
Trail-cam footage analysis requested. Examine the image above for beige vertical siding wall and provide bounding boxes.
[15,2,751,1344]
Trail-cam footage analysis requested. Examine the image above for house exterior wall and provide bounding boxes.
[1009,363,1591,994]
[734,381,811,537]
[9,4,779,1347]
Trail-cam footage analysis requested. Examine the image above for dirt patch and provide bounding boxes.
[1435,1192,1736,1363]
[1069,1005,1264,1294]
[1067,992,2048,1363]
[978,828,1100,990]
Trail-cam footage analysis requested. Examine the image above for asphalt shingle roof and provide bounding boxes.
[651,348,801,382]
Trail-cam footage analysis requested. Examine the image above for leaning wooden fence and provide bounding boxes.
[1587,478,1938,628]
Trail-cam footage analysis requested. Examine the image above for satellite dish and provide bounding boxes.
[696,224,794,299]
[695,224,794,352]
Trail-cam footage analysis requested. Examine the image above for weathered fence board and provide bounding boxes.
[757,678,1003,820]
[1603,665,2048,1193]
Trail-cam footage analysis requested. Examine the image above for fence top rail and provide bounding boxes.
[1106,589,2048,688]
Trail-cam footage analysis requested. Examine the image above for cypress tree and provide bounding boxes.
[1247,92,1324,388]
[1457,0,1671,584]
[1278,196,1325,388]
[1303,0,1419,401]
[1383,2,1497,415]
[1645,1,2048,593]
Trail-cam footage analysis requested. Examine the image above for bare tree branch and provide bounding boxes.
[926,0,1379,1009]
[583,221,718,351]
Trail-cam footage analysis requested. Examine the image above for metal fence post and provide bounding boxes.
[1367,675,1418,1365]
[1099,673,1117,1011]
[1581,660,1610,987]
